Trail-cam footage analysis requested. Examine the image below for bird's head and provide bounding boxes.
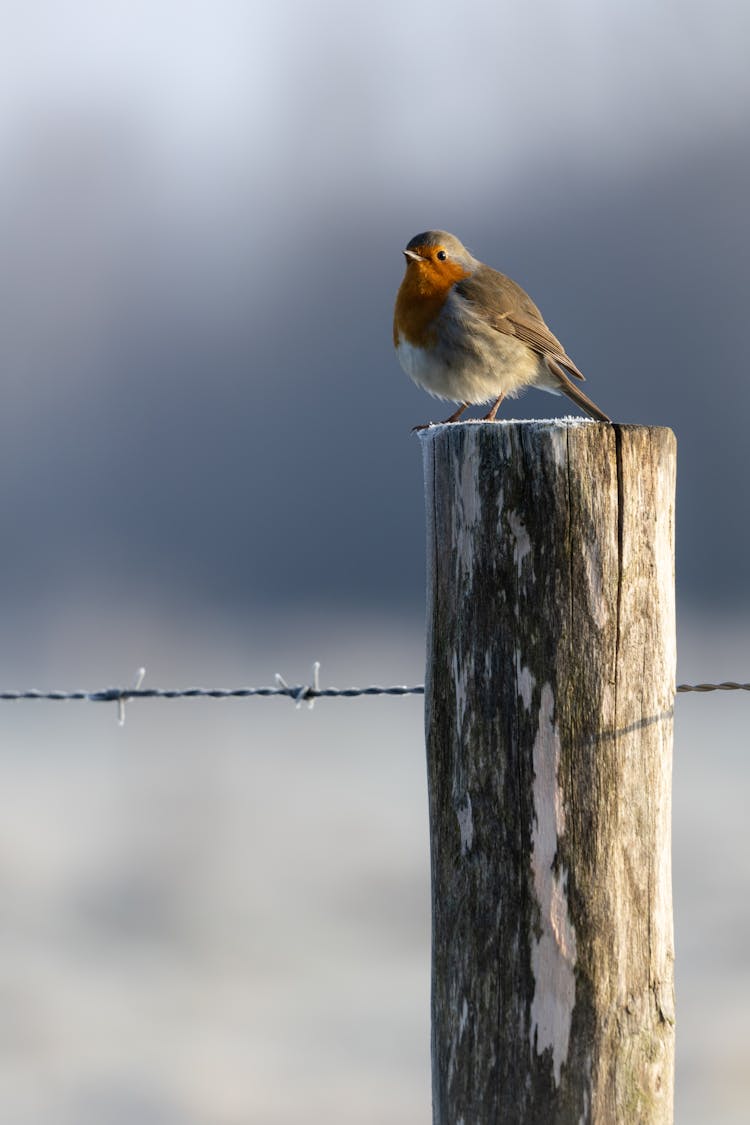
[401,230,476,291]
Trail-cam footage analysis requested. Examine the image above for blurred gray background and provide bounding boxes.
[0,2,748,1122]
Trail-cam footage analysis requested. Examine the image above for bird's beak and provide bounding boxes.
[403,249,425,262]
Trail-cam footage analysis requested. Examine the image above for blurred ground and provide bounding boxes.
[0,602,747,1123]
[0,607,430,1125]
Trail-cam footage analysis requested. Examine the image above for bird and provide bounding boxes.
[393,230,610,427]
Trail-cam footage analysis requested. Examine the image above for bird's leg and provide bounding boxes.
[482,393,505,421]
[443,403,469,423]
[411,403,469,432]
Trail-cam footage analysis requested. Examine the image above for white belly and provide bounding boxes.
[396,333,541,405]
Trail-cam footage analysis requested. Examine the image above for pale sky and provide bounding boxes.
[1,1,747,208]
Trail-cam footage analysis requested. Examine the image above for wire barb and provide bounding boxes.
[306,661,321,710]
[117,667,147,726]
[272,669,319,706]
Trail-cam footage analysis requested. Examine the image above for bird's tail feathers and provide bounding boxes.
[547,359,611,423]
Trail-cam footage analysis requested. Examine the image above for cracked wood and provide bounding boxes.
[421,420,676,1124]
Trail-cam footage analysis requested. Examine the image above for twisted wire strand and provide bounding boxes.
[675,681,750,693]
[0,681,746,705]
[0,684,426,704]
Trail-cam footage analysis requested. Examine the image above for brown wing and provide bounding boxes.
[455,265,586,382]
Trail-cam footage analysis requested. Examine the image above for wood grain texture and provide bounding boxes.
[421,421,675,1124]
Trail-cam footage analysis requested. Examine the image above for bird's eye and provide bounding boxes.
[436,250,447,261]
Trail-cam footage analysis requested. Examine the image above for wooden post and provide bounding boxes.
[421,420,676,1124]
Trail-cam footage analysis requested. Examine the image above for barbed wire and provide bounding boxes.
[2,683,746,702]
[0,684,426,704]
[675,681,750,693]
[0,659,746,725]
[0,664,424,723]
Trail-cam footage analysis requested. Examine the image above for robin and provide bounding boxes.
[393,230,610,427]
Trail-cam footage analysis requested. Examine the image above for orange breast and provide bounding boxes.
[393,260,470,348]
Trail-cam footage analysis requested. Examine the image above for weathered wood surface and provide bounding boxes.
[421,421,676,1124]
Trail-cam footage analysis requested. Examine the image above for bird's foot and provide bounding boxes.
[412,403,469,431]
